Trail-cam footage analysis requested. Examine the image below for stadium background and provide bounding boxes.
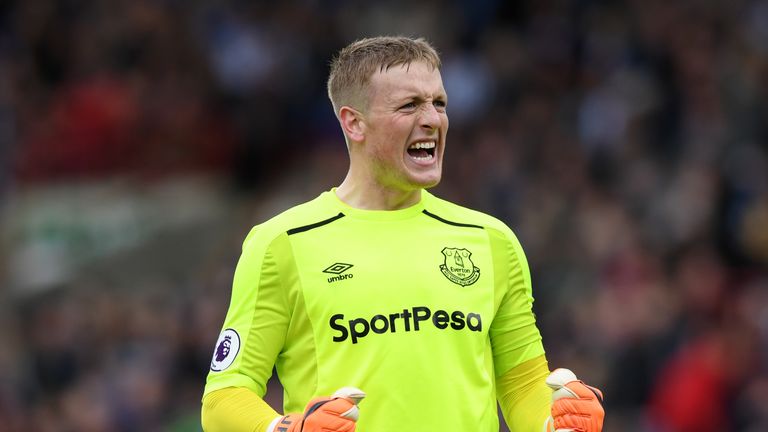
[1,0,767,431]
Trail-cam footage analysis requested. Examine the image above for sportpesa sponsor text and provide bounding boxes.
[330,306,482,344]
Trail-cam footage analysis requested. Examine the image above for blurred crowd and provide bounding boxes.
[1,0,768,431]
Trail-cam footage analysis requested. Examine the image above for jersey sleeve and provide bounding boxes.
[496,355,551,432]
[201,387,280,432]
[488,226,545,377]
[203,226,290,398]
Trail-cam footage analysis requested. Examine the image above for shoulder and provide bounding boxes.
[423,192,529,260]
[241,192,339,252]
[425,193,532,277]
[423,192,515,238]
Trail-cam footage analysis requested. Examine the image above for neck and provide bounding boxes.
[336,173,422,210]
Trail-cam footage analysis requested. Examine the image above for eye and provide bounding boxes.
[399,102,417,110]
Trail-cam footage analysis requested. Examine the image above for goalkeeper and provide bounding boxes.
[201,36,604,432]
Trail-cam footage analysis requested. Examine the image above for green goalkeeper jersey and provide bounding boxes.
[204,189,545,431]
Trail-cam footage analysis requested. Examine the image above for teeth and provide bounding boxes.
[408,141,436,150]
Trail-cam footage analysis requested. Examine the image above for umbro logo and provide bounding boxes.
[323,263,353,274]
[323,263,354,283]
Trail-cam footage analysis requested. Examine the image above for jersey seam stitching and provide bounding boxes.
[422,209,485,229]
[286,212,345,235]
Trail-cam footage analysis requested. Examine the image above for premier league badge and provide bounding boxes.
[210,328,240,371]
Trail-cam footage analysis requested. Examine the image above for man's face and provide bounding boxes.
[360,61,449,192]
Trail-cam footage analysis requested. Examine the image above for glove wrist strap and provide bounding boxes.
[266,415,283,432]
[543,416,554,432]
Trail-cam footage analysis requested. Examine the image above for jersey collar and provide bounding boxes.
[326,188,429,221]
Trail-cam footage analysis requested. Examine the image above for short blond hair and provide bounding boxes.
[327,36,441,115]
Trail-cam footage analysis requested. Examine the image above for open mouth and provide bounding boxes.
[407,141,436,161]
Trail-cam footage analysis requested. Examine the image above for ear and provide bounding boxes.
[339,106,365,143]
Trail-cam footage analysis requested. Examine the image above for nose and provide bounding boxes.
[420,103,441,130]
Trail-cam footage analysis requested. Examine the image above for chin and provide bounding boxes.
[409,173,442,189]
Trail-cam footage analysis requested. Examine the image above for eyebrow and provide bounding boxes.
[388,90,447,103]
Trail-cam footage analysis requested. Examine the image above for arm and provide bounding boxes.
[496,355,552,432]
[202,228,289,426]
[201,229,365,432]
[487,226,550,430]
[201,387,279,432]
[488,227,604,431]
[201,386,365,432]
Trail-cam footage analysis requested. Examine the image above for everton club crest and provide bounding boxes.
[440,247,480,286]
